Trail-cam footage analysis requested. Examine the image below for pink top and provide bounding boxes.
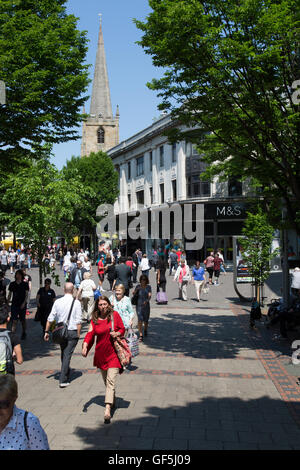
[179,266,187,283]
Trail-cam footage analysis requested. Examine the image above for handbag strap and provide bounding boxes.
[66,298,76,326]
[111,312,114,332]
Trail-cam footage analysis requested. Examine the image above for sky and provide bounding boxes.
[51,0,163,170]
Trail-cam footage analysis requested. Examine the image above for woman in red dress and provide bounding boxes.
[82,296,125,423]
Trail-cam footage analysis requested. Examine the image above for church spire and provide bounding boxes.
[90,16,113,119]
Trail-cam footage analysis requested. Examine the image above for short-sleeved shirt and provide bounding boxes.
[0,406,49,450]
[193,266,205,281]
[8,281,29,307]
[37,287,56,309]
[79,279,96,298]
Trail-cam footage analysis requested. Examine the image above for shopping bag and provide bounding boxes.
[127,328,139,358]
[156,291,168,304]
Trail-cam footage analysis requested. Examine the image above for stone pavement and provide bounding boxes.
[6,264,300,450]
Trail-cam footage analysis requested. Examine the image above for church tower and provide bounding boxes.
[81,17,119,157]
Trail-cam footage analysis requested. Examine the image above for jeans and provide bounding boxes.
[59,330,79,384]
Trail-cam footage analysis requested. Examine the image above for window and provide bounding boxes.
[159,146,164,167]
[136,190,144,206]
[172,180,177,201]
[187,175,211,198]
[136,156,144,176]
[149,151,153,171]
[228,178,243,197]
[128,162,131,180]
[160,183,164,204]
[172,143,177,163]
[149,187,153,205]
[128,193,131,210]
[97,127,105,144]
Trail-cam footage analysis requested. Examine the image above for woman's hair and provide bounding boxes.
[157,258,166,270]
[106,257,111,264]
[115,284,125,295]
[0,374,18,400]
[142,254,147,258]
[91,296,114,325]
[127,256,132,261]
[83,272,91,280]
[139,274,149,285]
[15,269,24,281]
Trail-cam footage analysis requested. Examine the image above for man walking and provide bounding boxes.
[112,257,132,296]
[69,260,87,292]
[44,283,82,388]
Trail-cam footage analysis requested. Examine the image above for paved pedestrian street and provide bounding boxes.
[10,267,300,450]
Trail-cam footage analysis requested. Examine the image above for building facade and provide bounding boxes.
[107,115,255,264]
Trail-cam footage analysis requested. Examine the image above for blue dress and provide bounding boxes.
[136,284,152,322]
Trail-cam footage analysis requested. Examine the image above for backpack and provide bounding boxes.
[0,330,13,375]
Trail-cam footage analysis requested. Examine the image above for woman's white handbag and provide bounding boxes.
[127,328,139,357]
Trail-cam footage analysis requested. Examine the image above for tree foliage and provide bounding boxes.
[0,0,90,162]
[62,151,119,235]
[0,155,85,285]
[239,210,279,288]
[135,0,300,232]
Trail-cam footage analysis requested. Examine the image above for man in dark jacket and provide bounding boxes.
[69,260,87,290]
[112,257,132,296]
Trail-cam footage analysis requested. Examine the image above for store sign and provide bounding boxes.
[205,203,247,220]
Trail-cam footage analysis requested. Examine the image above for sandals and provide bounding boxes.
[139,335,143,342]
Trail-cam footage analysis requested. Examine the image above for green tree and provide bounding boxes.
[239,211,279,301]
[135,0,300,232]
[62,152,119,253]
[0,0,90,161]
[1,156,85,286]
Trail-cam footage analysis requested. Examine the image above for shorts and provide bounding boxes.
[11,305,26,322]
[98,273,104,282]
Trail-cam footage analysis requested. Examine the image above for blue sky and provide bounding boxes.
[51,0,163,169]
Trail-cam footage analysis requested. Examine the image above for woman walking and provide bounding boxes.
[132,275,152,341]
[105,257,116,291]
[156,258,167,293]
[109,284,135,335]
[192,261,206,302]
[140,254,150,278]
[174,260,191,301]
[77,272,97,323]
[82,297,125,424]
[204,252,215,285]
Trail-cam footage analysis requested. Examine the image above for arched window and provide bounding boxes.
[97,127,105,144]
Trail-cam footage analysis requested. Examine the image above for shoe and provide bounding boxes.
[59,383,70,388]
[104,414,111,424]
[139,335,143,342]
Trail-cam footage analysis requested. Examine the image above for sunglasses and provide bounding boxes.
[0,400,12,409]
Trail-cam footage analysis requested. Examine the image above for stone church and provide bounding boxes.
[81,20,119,156]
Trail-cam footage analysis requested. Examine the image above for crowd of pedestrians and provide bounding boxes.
[0,241,229,448]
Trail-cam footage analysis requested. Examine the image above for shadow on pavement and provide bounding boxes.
[73,395,300,450]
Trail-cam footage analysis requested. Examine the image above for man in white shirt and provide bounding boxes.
[44,283,82,388]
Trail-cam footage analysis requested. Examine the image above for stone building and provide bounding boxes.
[81,19,119,156]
